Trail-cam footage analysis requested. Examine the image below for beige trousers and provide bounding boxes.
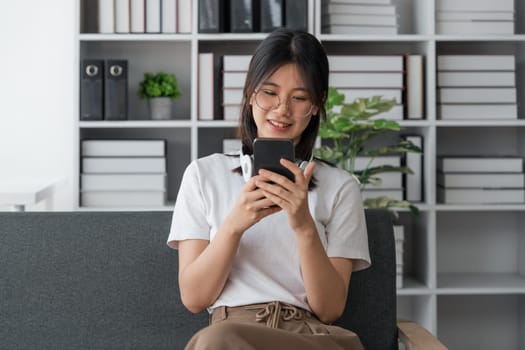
[185,301,364,350]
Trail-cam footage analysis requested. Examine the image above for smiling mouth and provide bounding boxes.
[268,119,292,129]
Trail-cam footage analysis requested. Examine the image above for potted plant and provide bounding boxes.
[138,72,181,120]
[314,87,422,220]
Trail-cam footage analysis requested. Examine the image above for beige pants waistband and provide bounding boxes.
[210,301,316,328]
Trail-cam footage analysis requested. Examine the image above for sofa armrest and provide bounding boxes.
[397,320,448,350]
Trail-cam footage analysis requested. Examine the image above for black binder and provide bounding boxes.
[260,0,283,32]
[80,59,104,121]
[285,0,307,31]
[104,60,128,120]
[199,0,227,32]
[230,0,256,32]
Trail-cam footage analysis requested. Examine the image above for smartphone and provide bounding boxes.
[253,138,295,182]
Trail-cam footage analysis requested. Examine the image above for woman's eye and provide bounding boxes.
[263,90,277,96]
[292,96,308,102]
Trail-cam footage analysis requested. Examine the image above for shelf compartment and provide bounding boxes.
[397,295,435,335]
[437,212,525,291]
[80,41,191,122]
[79,128,191,206]
[438,295,525,350]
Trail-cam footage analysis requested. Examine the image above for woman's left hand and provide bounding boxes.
[255,159,316,233]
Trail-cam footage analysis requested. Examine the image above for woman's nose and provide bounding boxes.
[274,99,291,117]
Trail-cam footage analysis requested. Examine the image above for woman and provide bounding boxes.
[167,28,370,350]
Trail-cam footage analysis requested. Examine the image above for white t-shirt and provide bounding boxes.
[167,153,371,312]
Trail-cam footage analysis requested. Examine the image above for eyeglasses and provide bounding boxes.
[253,89,314,118]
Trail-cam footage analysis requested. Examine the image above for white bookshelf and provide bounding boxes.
[77,0,525,348]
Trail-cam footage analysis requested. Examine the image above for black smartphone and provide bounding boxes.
[253,138,295,182]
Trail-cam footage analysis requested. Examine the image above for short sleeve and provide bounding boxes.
[167,161,210,249]
[325,178,371,271]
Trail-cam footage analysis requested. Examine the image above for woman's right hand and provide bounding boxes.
[222,175,282,236]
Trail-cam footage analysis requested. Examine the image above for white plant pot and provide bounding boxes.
[149,97,172,120]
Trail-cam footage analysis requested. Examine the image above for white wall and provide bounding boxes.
[0,0,77,210]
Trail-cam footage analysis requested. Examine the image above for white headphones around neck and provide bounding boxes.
[239,146,312,182]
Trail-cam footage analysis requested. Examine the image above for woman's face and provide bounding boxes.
[250,63,318,144]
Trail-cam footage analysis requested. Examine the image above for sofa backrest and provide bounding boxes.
[0,211,207,350]
[0,209,397,350]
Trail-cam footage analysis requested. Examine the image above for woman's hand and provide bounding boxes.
[255,159,316,233]
[222,174,282,236]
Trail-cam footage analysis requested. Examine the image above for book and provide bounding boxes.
[437,55,515,71]
[223,88,244,105]
[82,157,166,173]
[404,135,423,202]
[223,55,252,71]
[81,174,166,191]
[329,72,404,88]
[177,0,192,33]
[223,72,247,88]
[437,157,523,173]
[104,60,128,120]
[436,11,514,21]
[81,191,166,207]
[436,0,514,12]
[223,105,242,121]
[328,55,403,72]
[436,21,514,35]
[437,88,516,104]
[323,14,398,26]
[324,25,398,35]
[437,187,524,204]
[213,54,224,120]
[367,172,403,189]
[115,0,130,33]
[355,156,401,169]
[161,0,177,33]
[81,140,166,157]
[80,60,104,121]
[198,53,214,120]
[371,105,404,120]
[230,0,254,32]
[260,0,283,32]
[98,0,114,33]
[361,189,404,201]
[323,3,396,15]
[437,72,515,87]
[199,0,225,32]
[146,0,161,33]
[326,0,393,4]
[437,172,524,188]
[393,224,405,241]
[285,0,308,30]
[405,55,424,119]
[130,0,145,33]
[438,104,518,120]
[337,89,402,103]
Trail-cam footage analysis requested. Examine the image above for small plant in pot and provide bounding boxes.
[314,87,422,220]
[138,72,181,120]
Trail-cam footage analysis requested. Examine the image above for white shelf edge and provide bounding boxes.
[318,34,432,42]
[78,205,173,212]
[436,273,525,295]
[197,33,268,41]
[397,276,432,296]
[435,204,525,211]
[79,33,193,41]
[436,120,525,127]
[197,120,239,128]
[79,120,193,128]
[434,34,525,42]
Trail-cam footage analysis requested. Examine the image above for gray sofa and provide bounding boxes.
[0,210,446,350]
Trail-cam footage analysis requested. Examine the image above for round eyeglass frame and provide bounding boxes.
[253,90,314,118]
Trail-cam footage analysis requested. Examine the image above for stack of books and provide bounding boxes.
[437,156,525,204]
[321,0,399,35]
[97,0,192,34]
[328,55,404,120]
[222,55,251,121]
[435,0,515,35]
[393,225,404,289]
[437,55,517,120]
[80,139,167,207]
[356,156,404,200]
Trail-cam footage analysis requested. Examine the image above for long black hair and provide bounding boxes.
[237,28,329,160]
